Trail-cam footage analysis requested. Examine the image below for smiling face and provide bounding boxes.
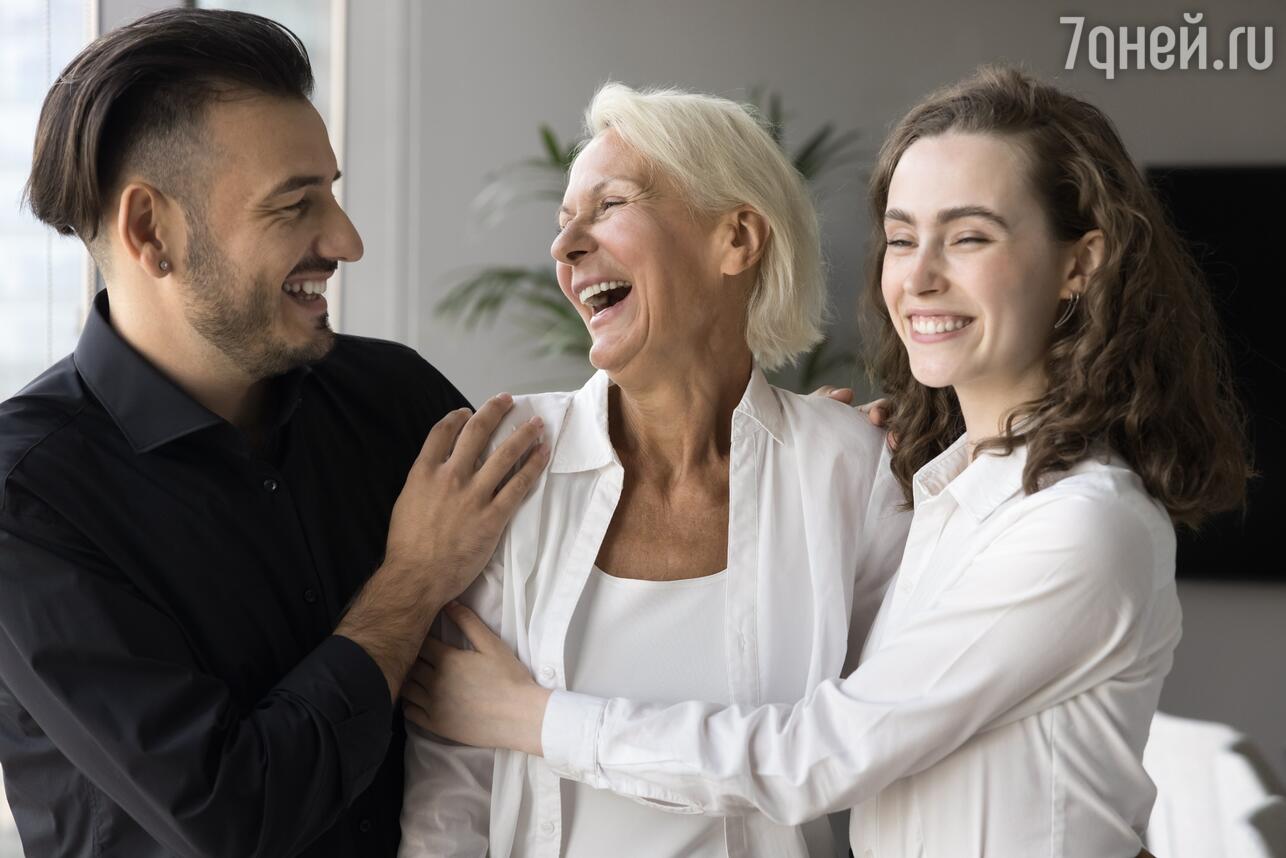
[175,93,362,378]
[881,132,1075,422]
[550,131,748,381]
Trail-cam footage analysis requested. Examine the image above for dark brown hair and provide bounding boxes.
[861,65,1251,528]
[23,8,313,245]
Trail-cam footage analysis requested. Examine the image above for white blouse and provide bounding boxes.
[542,434,1182,858]
[561,567,729,858]
[398,367,910,858]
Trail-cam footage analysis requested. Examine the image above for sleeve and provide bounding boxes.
[542,491,1165,825]
[398,539,505,857]
[0,514,394,858]
[845,438,911,676]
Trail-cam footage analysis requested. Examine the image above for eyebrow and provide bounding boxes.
[263,170,343,201]
[884,205,1010,231]
[558,176,640,216]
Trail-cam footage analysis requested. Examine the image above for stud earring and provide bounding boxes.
[159,259,170,272]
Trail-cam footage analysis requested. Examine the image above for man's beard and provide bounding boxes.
[182,218,335,379]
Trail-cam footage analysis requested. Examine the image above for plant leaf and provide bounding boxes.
[540,125,566,167]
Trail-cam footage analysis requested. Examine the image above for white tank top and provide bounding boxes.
[560,566,729,858]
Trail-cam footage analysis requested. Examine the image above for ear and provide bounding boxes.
[1060,228,1105,300]
[719,206,771,278]
[114,181,185,280]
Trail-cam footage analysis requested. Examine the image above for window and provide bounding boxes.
[0,0,95,402]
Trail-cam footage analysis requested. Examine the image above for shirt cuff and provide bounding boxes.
[541,689,606,785]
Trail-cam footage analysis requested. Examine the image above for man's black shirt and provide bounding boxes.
[0,291,470,857]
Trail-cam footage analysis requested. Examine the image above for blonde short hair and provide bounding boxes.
[583,83,826,371]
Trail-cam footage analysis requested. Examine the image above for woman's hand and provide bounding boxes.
[402,603,551,756]
[811,388,896,448]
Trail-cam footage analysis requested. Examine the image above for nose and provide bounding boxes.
[550,217,595,266]
[318,199,364,264]
[902,245,944,297]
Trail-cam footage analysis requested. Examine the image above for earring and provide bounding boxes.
[1053,292,1080,329]
[159,259,170,272]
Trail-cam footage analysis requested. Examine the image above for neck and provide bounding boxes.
[610,348,753,480]
[956,368,1047,454]
[107,285,269,431]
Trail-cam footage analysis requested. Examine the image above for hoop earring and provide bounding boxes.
[1053,292,1080,329]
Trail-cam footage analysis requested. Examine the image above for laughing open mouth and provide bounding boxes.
[578,280,633,314]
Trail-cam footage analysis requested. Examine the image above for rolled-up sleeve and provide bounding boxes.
[0,521,393,858]
[542,490,1167,825]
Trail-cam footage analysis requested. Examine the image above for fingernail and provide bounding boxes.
[496,392,513,403]
[530,416,544,429]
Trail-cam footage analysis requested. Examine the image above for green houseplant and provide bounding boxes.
[436,91,865,391]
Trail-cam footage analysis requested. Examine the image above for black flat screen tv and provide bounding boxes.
[1147,166,1284,581]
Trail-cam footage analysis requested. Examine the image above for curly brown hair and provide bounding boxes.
[861,66,1251,529]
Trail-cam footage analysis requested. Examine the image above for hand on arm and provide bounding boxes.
[336,394,549,702]
[809,387,893,443]
[403,603,550,757]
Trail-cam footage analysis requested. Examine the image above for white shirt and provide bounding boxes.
[562,567,729,858]
[543,433,1182,858]
[398,367,910,858]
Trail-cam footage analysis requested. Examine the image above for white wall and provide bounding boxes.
[341,0,1286,785]
[1164,583,1286,784]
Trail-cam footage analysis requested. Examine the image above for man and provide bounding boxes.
[0,9,546,857]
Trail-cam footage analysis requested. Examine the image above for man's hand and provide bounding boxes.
[337,394,549,700]
[383,394,546,607]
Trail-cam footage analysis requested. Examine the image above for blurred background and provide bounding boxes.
[1,1,1283,855]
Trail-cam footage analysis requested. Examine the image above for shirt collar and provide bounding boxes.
[73,290,310,453]
[734,364,786,443]
[912,433,1028,521]
[549,370,616,474]
[549,364,783,474]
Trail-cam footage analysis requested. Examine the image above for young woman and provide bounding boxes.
[408,67,1251,857]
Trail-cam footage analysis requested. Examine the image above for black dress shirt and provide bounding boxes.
[0,290,469,857]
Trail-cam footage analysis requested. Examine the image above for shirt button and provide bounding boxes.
[538,665,556,682]
[540,820,556,835]
[303,588,318,604]
[358,818,372,834]
[263,478,279,493]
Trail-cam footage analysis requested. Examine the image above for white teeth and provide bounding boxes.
[283,280,327,296]
[910,316,971,335]
[577,280,632,305]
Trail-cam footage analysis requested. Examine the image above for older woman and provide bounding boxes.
[397,84,909,857]
[411,67,1252,858]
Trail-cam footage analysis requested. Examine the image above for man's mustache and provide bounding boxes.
[287,256,339,278]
